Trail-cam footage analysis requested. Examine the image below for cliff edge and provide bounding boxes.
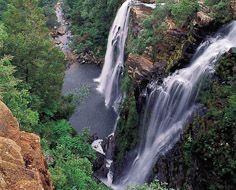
[0,101,53,190]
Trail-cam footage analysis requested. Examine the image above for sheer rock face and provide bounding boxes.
[0,101,53,190]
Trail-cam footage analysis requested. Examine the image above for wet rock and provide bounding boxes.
[78,51,103,65]
[65,50,78,65]
[93,152,106,172]
[54,38,61,45]
[229,47,236,55]
[57,25,66,35]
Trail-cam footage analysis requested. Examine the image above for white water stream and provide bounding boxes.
[93,0,236,188]
[116,21,236,189]
[94,0,133,110]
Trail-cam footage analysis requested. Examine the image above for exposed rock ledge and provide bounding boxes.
[0,101,53,190]
[126,53,155,82]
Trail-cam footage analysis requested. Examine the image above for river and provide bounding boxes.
[54,1,116,138]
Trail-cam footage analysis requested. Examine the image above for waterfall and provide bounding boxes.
[94,0,155,110]
[93,1,157,188]
[94,0,134,110]
[115,21,236,188]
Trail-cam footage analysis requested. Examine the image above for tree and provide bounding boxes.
[0,24,39,131]
[2,0,65,115]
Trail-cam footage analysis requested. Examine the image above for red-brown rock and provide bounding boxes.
[0,101,53,190]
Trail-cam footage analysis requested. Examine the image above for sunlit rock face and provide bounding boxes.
[0,101,53,190]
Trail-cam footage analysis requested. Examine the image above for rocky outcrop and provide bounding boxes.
[77,51,103,65]
[126,0,216,83]
[126,53,155,82]
[130,5,153,36]
[196,11,213,26]
[0,101,53,190]
[231,0,236,18]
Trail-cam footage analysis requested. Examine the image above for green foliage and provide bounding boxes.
[62,0,121,56]
[0,1,106,189]
[50,158,109,190]
[205,0,233,22]
[182,53,236,189]
[38,0,59,28]
[116,93,139,161]
[0,0,7,20]
[128,0,198,57]
[121,71,132,93]
[127,179,172,190]
[38,120,107,190]
[0,23,7,47]
[2,0,66,116]
[171,0,199,26]
[0,24,39,131]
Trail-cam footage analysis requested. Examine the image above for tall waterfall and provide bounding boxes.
[116,21,236,188]
[94,0,133,109]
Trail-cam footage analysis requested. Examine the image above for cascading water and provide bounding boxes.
[115,21,236,188]
[94,0,134,110]
[92,1,157,188]
[94,0,156,110]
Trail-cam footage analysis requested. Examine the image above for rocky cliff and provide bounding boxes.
[126,1,216,84]
[111,0,235,186]
[0,101,53,190]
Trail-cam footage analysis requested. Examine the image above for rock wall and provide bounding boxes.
[231,0,236,18]
[0,101,53,190]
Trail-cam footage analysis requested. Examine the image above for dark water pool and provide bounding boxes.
[62,63,117,138]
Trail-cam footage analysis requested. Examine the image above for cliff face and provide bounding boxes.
[126,2,216,84]
[0,101,53,190]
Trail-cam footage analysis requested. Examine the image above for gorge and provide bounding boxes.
[59,0,236,189]
[0,0,235,189]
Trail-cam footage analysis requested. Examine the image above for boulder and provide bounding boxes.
[57,25,66,35]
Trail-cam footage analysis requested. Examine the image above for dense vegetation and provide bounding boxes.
[128,180,173,190]
[128,0,199,56]
[115,72,140,162]
[128,0,233,73]
[0,0,107,189]
[62,0,121,56]
[181,52,236,189]
[0,0,235,189]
